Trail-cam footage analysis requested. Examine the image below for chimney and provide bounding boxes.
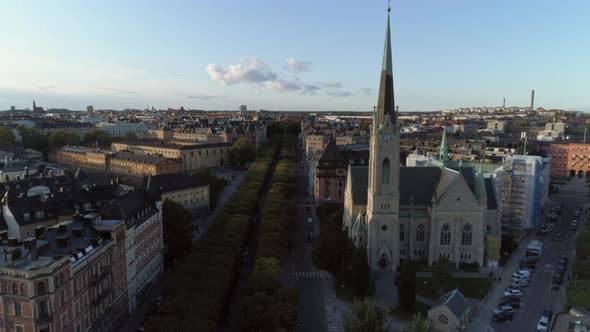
[34,226,46,238]
[24,238,37,250]
[7,237,18,247]
[530,89,535,111]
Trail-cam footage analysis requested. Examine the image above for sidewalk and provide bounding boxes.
[117,272,169,332]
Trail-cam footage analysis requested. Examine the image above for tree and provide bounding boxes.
[432,256,453,293]
[162,200,194,266]
[409,313,429,332]
[0,126,15,148]
[18,126,49,153]
[81,129,112,147]
[48,130,80,150]
[344,298,389,332]
[350,248,371,297]
[398,261,416,311]
[191,167,228,210]
[246,257,282,296]
[228,138,256,168]
[485,235,501,262]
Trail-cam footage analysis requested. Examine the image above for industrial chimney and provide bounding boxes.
[530,90,535,112]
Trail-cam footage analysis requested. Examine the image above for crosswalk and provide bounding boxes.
[326,306,345,332]
[292,271,330,280]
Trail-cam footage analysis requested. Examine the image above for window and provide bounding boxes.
[462,224,473,246]
[416,224,425,242]
[440,224,451,246]
[24,213,30,221]
[12,282,17,294]
[15,326,24,332]
[75,321,82,332]
[61,312,69,329]
[36,210,45,218]
[438,314,449,325]
[75,300,80,315]
[39,301,48,316]
[382,158,390,184]
[14,302,21,316]
[83,293,89,308]
[399,224,405,242]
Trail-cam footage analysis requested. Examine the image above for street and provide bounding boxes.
[293,143,329,332]
[469,177,588,332]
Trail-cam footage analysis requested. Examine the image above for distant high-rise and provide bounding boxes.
[239,105,247,113]
[10,106,15,111]
[87,105,94,112]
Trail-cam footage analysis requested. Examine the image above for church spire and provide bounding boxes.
[439,129,448,169]
[475,164,486,201]
[376,4,395,125]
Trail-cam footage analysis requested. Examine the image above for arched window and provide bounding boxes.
[416,224,425,241]
[37,282,46,295]
[462,224,473,245]
[440,224,451,246]
[399,224,405,241]
[20,284,25,296]
[12,282,17,295]
[382,158,390,184]
[438,314,449,325]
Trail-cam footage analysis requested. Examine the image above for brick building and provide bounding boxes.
[543,143,590,177]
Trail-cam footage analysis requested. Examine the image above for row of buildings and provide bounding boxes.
[0,166,189,331]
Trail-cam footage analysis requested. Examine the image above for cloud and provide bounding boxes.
[286,57,312,73]
[265,79,302,92]
[302,84,321,95]
[102,87,138,94]
[317,82,343,89]
[360,87,373,95]
[327,91,355,98]
[37,85,56,92]
[187,94,226,100]
[207,57,277,85]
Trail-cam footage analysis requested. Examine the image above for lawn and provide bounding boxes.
[416,277,492,300]
[567,280,590,310]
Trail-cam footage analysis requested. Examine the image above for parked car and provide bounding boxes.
[492,311,513,322]
[511,280,529,288]
[504,289,523,297]
[537,315,549,331]
[499,298,521,309]
[494,306,515,315]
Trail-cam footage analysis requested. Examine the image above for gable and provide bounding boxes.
[436,174,480,210]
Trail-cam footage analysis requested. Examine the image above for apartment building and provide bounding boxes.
[111,141,232,171]
[542,142,590,178]
[56,147,115,171]
[144,174,209,211]
[0,217,128,332]
[495,154,551,230]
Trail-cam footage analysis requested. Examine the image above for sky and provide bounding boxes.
[1,0,589,112]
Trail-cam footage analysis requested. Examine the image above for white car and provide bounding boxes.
[537,315,549,331]
[504,289,522,297]
[493,305,515,315]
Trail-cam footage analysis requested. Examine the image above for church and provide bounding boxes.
[342,7,497,272]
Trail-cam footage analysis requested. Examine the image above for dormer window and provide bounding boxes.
[36,210,44,219]
[24,213,30,221]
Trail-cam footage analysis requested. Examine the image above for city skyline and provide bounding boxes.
[1,0,589,112]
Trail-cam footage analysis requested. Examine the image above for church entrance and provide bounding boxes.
[378,254,389,270]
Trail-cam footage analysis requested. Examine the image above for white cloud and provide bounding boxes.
[206,57,277,85]
[286,57,312,73]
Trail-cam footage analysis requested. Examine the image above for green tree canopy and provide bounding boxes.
[228,138,256,168]
[82,129,112,147]
[246,257,282,296]
[398,261,416,311]
[0,126,16,148]
[48,130,80,150]
[350,248,372,297]
[162,199,194,267]
[432,256,453,293]
[344,298,389,332]
[409,313,429,332]
[18,126,49,153]
[485,235,501,262]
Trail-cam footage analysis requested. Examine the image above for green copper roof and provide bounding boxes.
[475,164,486,200]
[376,7,396,125]
[382,10,393,76]
[439,130,448,169]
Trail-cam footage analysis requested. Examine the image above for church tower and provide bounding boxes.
[366,5,401,271]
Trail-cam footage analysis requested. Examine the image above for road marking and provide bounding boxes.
[292,271,330,280]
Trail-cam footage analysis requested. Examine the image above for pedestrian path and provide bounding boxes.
[325,306,345,332]
[292,271,330,280]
